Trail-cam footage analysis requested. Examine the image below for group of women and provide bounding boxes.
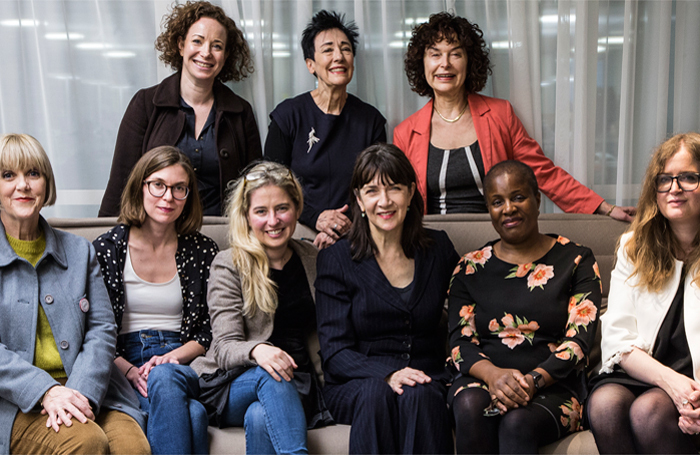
[99,3,634,235]
[2,1,699,455]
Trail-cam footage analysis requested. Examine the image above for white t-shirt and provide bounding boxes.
[120,245,183,334]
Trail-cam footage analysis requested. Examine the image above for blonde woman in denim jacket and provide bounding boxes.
[0,134,147,455]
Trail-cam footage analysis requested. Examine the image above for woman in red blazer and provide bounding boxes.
[393,12,634,221]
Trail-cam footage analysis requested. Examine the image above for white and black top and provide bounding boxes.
[93,224,218,357]
[426,141,487,214]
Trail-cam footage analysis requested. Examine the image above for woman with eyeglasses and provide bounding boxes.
[94,146,218,454]
[191,161,332,454]
[587,132,700,453]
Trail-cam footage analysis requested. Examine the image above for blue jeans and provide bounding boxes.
[221,366,307,455]
[120,330,209,455]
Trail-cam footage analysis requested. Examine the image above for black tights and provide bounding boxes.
[587,383,698,454]
[451,387,560,454]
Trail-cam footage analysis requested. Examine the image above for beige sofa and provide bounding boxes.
[49,213,629,454]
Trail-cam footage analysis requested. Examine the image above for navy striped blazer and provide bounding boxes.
[315,229,459,386]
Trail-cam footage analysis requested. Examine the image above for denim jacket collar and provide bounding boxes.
[0,216,68,269]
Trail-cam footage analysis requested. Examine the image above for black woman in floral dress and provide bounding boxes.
[447,160,602,454]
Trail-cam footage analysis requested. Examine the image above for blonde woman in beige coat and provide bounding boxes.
[192,161,332,454]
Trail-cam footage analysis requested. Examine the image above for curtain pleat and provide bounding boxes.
[0,0,697,216]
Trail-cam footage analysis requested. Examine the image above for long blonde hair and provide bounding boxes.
[225,162,303,317]
[625,132,700,291]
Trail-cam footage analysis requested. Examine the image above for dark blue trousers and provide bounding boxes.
[323,378,453,454]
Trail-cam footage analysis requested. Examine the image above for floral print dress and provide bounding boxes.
[447,235,602,437]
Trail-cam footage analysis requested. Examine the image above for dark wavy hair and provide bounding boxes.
[349,143,431,261]
[155,1,253,82]
[404,12,491,98]
[301,10,359,60]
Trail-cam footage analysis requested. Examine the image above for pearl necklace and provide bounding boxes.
[433,103,468,123]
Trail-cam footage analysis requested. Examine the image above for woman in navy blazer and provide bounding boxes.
[315,143,459,454]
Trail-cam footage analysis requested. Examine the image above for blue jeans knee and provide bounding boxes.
[223,367,307,454]
[244,401,276,455]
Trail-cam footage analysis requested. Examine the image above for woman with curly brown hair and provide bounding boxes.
[393,12,634,222]
[100,0,261,217]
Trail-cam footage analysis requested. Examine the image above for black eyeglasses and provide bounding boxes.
[144,180,190,200]
[656,172,700,193]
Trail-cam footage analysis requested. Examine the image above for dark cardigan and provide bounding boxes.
[93,224,218,357]
[99,72,262,216]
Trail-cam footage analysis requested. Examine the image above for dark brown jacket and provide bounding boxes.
[99,72,262,216]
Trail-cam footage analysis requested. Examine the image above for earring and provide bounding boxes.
[361,211,366,218]
[407,207,410,212]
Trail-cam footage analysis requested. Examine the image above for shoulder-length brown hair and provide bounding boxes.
[349,143,431,261]
[119,146,203,235]
[155,0,253,82]
[625,132,700,291]
[404,11,491,98]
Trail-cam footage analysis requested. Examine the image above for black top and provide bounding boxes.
[426,141,486,214]
[99,71,262,217]
[394,280,415,305]
[448,236,602,398]
[177,98,221,215]
[652,280,693,378]
[264,92,387,228]
[269,251,316,365]
[269,251,333,429]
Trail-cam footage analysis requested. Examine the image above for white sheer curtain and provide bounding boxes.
[0,0,697,217]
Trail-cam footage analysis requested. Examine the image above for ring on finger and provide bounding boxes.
[683,399,690,406]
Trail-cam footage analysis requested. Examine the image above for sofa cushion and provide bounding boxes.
[208,424,351,454]
[540,430,598,454]
[49,214,624,455]
[422,213,627,298]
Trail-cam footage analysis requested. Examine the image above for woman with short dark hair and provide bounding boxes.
[264,10,386,249]
[395,12,634,222]
[94,146,217,454]
[315,143,458,453]
[100,0,261,217]
[447,160,602,453]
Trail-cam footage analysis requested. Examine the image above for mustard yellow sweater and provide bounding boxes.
[7,232,66,379]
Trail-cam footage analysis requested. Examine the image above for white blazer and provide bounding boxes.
[601,231,700,381]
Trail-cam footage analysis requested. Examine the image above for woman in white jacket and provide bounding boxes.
[587,132,700,453]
